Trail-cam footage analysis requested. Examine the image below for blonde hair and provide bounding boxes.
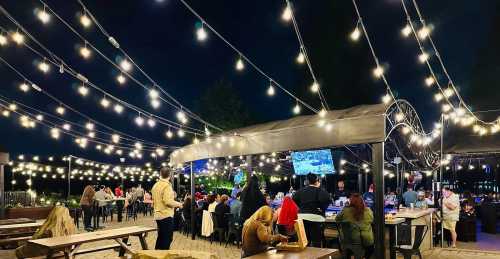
[248,206,273,226]
[33,206,76,239]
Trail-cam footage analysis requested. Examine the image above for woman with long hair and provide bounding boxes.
[16,206,76,258]
[80,184,95,231]
[241,206,288,257]
[336,193,374,258]
[240,175,266,222]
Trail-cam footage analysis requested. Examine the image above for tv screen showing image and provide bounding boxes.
[183,159,209,174]
[291,149,335,175]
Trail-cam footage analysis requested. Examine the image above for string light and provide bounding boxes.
[293,102,301,115]
[425,76,435,87]
[100,97,110,108]
[310,81,319,93]
[120,59,132,72]
[235,56,245,71]
[114,104,124,114]
[267,81,275,96]
[2,110,10,117]
[55,106,65,115]
[196,23,207,41]
[417,26,430,40]
[38,60,50,73]
[116,74,126,85]
[382,94,392,104]
[62,123,71,131]
[318,108,327,118]
[350,26,361,41]
[177,128,185,137]
[80,13,92,28]
[296,50,305,64]
[12,31,25,45]
[19,82,30,92]
[135,114,145,126]
[147,118,156,128]
[50,128,60,139]
[9,103,17,111]
[434,93,443,102]
[85,122,94,130]
[443,88,454,98]
[373,66,384,78]
[148,88,159,99]
[401,24,412,37]
[35,114,44,121]
[78,85,89,96]
[150,98,160,109]
[111,134,120,143]
[36,7,51,24]
[176,110,188,124]
[79,45,91,59]
[165,129,173,139]
[281,5,292,21]
[418,52,429,63]
[193,135,200,144]
[0,34,7,46]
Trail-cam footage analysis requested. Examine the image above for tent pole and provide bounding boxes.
[372,142,385,259]
[358,168,363,193]
[439,114,444,247]
[190,162,195,240]
[67,156,71,200]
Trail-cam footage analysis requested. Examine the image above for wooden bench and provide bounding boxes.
[0,221,43,248]
[0,218,36,226]
[28,226,156,259]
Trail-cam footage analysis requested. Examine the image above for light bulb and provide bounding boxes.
[38,61,50,73]
[80,14,92,28]
[8,104,17,111]
[165,129,173,139]
[0,34,7,46]
[147,118,156,128]
[85,122,94,130]
[442,104,452,112]
[116,74,126,84]
[150,98,160,109]
[79,46,91,59]
[100,97,110,108]
[434,93,443,102]
[193,136,200,144]
[120,59,132,72]
[176,111,187,123]
[50,129,60,140]
[267,84,275,96]
[425,76,435,87]
[382,94,392,104]
[2,110,10,117]
[293,103,301,114]
[395,113,404,122]
[443,88,454,98]
[418,26,430,40]
[114,104,124,114]
[177,128,185,137]
[37,9,51,24]
[401,24,412,37]
[87,131,96,138]
[310,82,319,93]
[12,31,25,45]
[373,66,384,78]
[135,115,144,126]
[318,109,327,118]
[235,58,245,71]
[350,27,361,41]
[35,114,44,121]
[78,85,89,96]
[282,6,292,21]
[19,82,30,92]
[149,88,159,99]
[56,106,65,115]
[62,123,71,130]
[111,134,120,143]
[196,26,207,41]
[296,51,305,64]
[418,52,429,63]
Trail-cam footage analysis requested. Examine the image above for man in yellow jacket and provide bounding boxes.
[152,167,183,249]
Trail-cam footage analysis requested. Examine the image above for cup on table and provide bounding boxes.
[410,203,414,209]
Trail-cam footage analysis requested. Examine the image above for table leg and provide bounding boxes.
[46,249,53,259]
[389,225,397,259]
[118,237,129,256]
[138,233,148,250]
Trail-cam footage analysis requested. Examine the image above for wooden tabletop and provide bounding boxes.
[28,226,156,249]
[394,208,435,219]
[246,248,338,259]
[0,218,35,226]
[0,221,43,230]
[325,217,405,225]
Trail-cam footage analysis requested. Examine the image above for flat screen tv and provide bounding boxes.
[291,149,335,175]
[183,159,209,174]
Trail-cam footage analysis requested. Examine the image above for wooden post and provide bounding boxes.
[0,152,9,219]
[372,142,385,259]
[190,162,195,240]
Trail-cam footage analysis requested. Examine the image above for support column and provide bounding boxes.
[0,152,9,219]
[190,162,195,240]
[67,156,72,200]
[372,142,385,259]
[357,168,363,193]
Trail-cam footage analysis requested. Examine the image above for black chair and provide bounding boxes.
[480,203,497,234]
[210,212,226,245]
[322,222,341,250]
[394,225,428,259]
[225,213,242,248]
[180,213,191,237]
[338,222,366,259]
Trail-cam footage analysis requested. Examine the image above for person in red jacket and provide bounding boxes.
[114,185,123,197]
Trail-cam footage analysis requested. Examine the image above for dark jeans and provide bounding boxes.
[81,205,92,229]
[155,217,174,249]
[303,220,322,247]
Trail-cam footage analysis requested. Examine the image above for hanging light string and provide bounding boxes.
[0,56,171,148]
[401,0,500,134]
[283,0,329,111]
[0,98,160,154]
[0,25,204,137]
[72,0,221,132]
[0,7,206,136]
[178,0,319,114]
[350,0,436,141]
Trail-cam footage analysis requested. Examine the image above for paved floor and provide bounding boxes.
[0,214,498,258]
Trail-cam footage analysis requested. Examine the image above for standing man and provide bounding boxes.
[442,187,460,248]
[293,173,331,247]
[152,167,183,249]
[402,186,417,207]
[362,184,375,211]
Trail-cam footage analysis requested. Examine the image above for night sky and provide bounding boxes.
[0,0,498,164]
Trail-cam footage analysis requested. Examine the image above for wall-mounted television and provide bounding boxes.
[183,159,209,174]
[291,149,335,175]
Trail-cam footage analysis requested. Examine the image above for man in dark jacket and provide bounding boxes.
[293,173,331,247]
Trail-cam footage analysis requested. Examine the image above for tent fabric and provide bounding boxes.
[170,104,388,165]
[442,128,500,154]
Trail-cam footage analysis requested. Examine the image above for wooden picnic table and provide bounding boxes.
[28,225,156,259]
[0,221,43,232]
[246,247,338,259]
[0,218,35,226]
[0,221,44,247]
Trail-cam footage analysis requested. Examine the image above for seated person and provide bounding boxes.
[215,194,230,229]
[415,191,428,209]
[335,193,374,258]
[16,206,76,259]
[242,206,288,257]
[274,196,298,237]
